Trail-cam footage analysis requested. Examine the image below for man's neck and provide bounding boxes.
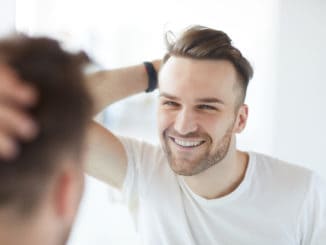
[182,147,249,199]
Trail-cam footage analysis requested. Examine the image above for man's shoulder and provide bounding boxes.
[248,152,326,238]
[249,151,317,194]
[251,151,314,177]
[117,135,174,199]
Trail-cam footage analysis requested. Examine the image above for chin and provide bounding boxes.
[168,157,204,176]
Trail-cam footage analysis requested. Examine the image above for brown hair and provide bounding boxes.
[163,25,253,107]
[0,35,93,216]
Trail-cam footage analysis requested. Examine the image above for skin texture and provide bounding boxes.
[158,57,245,176]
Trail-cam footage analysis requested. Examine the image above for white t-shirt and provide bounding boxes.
[120,136,326,245]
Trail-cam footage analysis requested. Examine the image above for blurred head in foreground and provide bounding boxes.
[0,35,92,245]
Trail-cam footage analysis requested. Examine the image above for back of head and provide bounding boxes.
[163,25,253,106]
[0,35,92,217]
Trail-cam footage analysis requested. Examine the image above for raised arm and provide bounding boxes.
[83,61,160,188]
[0,60,160,189]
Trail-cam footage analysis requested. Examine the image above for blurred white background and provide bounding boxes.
[1,0,326,244]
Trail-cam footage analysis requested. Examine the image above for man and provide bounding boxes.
[0,35,92,245]
[1,26,326,244]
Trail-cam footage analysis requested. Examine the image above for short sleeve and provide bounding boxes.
[297,173,326,245]
[117,136,164,205]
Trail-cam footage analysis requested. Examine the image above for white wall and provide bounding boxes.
[0,0,15,36]
[11,1,326,245]
[273,0,326,178]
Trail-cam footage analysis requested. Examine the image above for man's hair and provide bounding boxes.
[0,35,93,216]
[163,25,253,107]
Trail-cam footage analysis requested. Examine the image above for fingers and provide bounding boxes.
[0,131,18,160]
[0,104,38,161]
[0,64,38,160]
[0,104,38,140]
[0,64,38,106]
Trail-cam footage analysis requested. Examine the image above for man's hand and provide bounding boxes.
[0,64,38,160]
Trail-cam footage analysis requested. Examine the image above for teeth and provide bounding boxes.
[174,138,203,147]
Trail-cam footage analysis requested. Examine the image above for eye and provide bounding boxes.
[162,100,180,107]
[197,104,217,111]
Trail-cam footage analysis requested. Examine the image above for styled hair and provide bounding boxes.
[163,25,253,106]
[0,35,93,216]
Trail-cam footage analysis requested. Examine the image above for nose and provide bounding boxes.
[173,108,198,135]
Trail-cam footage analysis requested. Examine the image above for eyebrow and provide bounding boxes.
[196,98,225,105]
[159,92,180,101]
[159,92,225,105]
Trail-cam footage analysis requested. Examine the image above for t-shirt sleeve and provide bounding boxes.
[117,135,163,205]
[298,173,326,245]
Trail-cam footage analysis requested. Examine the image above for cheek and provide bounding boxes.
[157,109,175,132]
[200,115,220,130]
[201,115,231,138]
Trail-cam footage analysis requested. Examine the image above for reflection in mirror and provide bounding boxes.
[1,0,324,244]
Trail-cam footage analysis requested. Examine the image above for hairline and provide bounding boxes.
[160,54,246,111]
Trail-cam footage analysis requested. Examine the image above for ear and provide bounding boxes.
[233,104,248,134]
[53,162,84,224]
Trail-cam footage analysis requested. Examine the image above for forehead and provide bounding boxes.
[159,57,239,104]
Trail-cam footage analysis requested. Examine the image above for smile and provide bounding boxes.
[170,137,205,148]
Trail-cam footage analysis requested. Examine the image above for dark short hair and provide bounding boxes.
[0,35,93,216]
[163,25,253,107]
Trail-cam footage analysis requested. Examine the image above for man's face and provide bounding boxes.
[158,57,245,176]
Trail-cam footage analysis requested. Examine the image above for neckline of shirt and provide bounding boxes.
[177,151,256,206]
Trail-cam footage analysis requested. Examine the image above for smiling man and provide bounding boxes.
[158,58,247,180]
[83,26,325,244]
[1,26,326,245]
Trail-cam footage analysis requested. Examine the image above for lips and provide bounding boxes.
[169,136,205,148]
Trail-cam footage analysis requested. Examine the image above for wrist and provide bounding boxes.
[143,61,158,93]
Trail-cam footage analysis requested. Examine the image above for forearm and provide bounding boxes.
[84,61,160,188]
[86,62,158,115]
